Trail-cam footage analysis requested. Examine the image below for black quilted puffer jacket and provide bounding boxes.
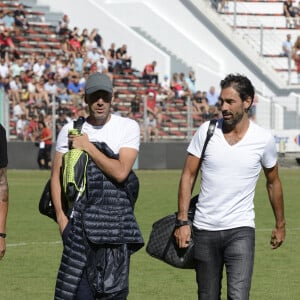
[54,142,144,300]
[83,150,144,249]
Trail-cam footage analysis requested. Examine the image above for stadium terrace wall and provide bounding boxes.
[7,142,189,170]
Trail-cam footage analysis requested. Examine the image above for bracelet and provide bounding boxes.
[0,233,6,238]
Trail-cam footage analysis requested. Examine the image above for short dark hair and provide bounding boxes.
[220,74,255,103]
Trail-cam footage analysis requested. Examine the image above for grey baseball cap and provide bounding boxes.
[85,73,113,95]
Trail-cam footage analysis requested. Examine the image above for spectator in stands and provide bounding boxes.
[0,12,5,31]
[192,90,209,115]
[14,3,29,30]
[283,0,296,28]
[91,28,103,51]
[160,75,175,99]
[107,42,121,72]
[67,74,84,105]
[78,28,89,47]
[16,114,27,141]
[292,35,300,56]
[156,86,168,112]
[35,77,50,107]
[294,2,300,27]
[146,90,162,125]
[26,114,38,142]
[10,58,24,78]
[96,55,108,74]
[69,34,82,53]
[57,14,70,35]
[293,51,300,83]
[56,111,69,137]
[9,75,22,106]
[57,59,70,87]
[184,70,197,95]
[206,85,219,106]
[87,45,101,66]
[44,75,58,99]
[27,75,37,103]
[57,87,71,105]
[33,57,46,79]
[281,34,293,57]
[13,98,28,121]
[217,0,229,13]
[3,11,15,32]
[60,36,72,58]
[74,52,85,74]
[0,28,16,59]
[0,57,9,79]
[179,72,194,99]
[84,33,98,52]
[146,112,159,142]
[129,94,142,119]
[143,60,159,84]
[116,44,132,69]
[112,104,122,116]
[36,120,52,170]
[170,72,187,99]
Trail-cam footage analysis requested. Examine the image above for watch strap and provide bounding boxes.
[175,219,190,228]
[0,233,6,238]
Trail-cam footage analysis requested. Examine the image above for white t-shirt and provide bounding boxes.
[56,114,140,155]
[188,119,277,231]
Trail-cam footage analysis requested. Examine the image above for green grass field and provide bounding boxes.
[1,168,299,300]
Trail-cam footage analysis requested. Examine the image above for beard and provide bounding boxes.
[222,110,244,132]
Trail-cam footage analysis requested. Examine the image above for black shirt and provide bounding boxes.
[0,124,8,168]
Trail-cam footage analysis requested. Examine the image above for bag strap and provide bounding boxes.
[73,116,85,132]
[190,119,217,195]
[199,119,217,167]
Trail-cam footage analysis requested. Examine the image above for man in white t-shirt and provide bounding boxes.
[51,73,143,300]
[175,74,285,299]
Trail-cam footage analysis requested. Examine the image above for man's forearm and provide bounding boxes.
[268,180,285,228]
[0,168,8,233]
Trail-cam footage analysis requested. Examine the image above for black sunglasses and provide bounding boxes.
[87,91,112,103]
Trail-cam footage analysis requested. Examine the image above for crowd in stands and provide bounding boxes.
[283,0,300,28]
[0,3,236,144]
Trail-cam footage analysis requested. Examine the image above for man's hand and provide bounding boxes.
[270,226,285,249]
[174,225,191,248]
[0,238,6,260]
[57,214,69,235]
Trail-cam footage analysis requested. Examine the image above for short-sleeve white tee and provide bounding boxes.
[56,114,140,154]
[188,120,277,231]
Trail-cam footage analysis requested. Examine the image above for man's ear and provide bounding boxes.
[244,96,253,111]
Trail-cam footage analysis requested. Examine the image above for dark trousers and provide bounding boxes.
[37,144,52,169]
[193,226,255,300]
[62,221,129,300]
[76,270,128,300]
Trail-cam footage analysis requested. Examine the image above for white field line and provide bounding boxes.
[6,228,300,248]
[7,241,61,247]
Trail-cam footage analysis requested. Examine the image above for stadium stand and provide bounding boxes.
[2,0,224,142]
[214,0,300,84]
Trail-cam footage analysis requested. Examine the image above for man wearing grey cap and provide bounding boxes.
[51,73,144,300]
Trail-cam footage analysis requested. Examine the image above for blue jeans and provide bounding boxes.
[193,226,255,300]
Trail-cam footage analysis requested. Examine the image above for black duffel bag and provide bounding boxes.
[146,195,198,269]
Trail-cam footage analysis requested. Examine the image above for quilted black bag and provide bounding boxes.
[38,179,57,221]
[146,196,197,269]
[146,119,217,269]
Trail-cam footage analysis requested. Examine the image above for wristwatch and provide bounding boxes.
[0,233,6,238]
[175,219,190,228]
